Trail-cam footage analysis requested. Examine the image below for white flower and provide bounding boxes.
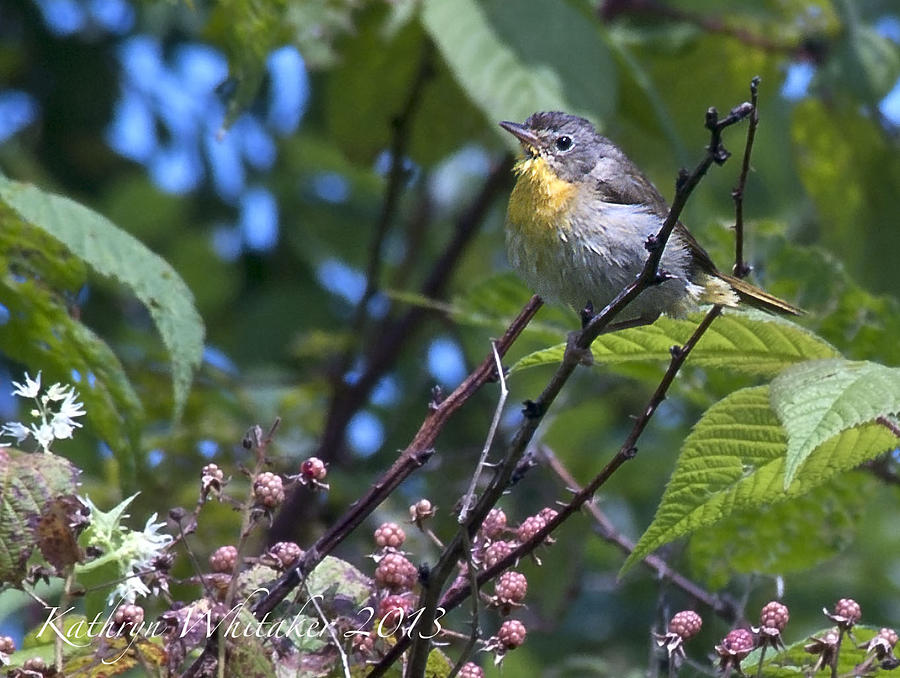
[11,372,41,399]
[0,421,31,443]
[77,495,174,605]
[111,573,152,605]
[108,514,172,604]
[107,515,172,604]
[45,382,73,402]
[50,417,76,440]
[31,423,55,453]
[2,372,86,453]
[57,390,86,423]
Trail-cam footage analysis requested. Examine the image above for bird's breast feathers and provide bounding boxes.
[507,156,579,240]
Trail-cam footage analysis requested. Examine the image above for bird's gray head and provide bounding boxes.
[499,111,617,184]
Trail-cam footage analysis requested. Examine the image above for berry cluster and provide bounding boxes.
[266,541,303,569]
[374,522,406,549]
[252,471,285,509]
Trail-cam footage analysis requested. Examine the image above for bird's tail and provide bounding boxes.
[717,272,804,316]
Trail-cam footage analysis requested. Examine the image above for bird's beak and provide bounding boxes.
[499,120,540,148]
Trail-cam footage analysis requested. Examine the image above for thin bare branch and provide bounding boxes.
[252,296,541,621]
[539,445,734,619]
[732,76,760,278]
[394,103,753,678]
[459,341,508,522]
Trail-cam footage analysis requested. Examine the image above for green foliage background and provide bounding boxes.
[2,0,900,675]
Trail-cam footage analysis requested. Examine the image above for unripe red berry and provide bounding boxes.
[209,545,239,573]
[668,610,702,639]
[483,540,515,568]
[301,457,327,481]
[481,508,507,539]
[516,515,547,543]
[861,627,900,658]
[834,598,861,624]
[374,522,406,549]
[495,571,528,605]
[498,619,527,649]
[375,552,418,591]
[459,662,484,678]
[538,507,559,524]
[268,541,303,568]
[377,594,413,629]
[113,604,145,633]
[719,628,755,658]
[253,472,284,508]
[879,628,899,648]
[760,601,789,631]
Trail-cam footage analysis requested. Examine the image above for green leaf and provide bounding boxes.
[0,448,80,584]
[510,311,839,376]
[307,555,373,609]
[283,0,363,70]
[622,385,898,575]
[224,630,278,678]
[0,176,205,421]
[388,273,568,342]
[743,625,882,677]
[791,100,900,292]
[207,0,293,126]
[755,226,900,366]
[325,6,485,164]
[0,219,144,481]
[421,0,617,137]
[821,0,900,105]
[687,474,868,589]
[770,359,900,488]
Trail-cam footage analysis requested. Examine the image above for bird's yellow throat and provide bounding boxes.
[508,156,578,235]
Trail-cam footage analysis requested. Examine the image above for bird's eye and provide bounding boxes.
[555,135,573,151]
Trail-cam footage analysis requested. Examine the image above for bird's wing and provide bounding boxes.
[594,171,720,275]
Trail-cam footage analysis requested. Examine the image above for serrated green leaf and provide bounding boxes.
[510,311,839,376]
[688,475,868,588]
[0,218,143,481]
[421,0,617,137]
[622,386,898,575]
[0,449,80,584]
[770,359,900,488]
[743,625,882,677]
[0,176,204,421]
